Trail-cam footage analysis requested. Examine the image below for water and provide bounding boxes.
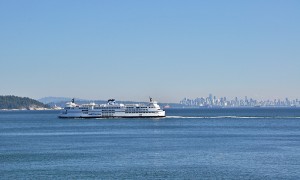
[1,108,300,179]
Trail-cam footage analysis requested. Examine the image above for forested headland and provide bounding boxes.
[0,95,49,109]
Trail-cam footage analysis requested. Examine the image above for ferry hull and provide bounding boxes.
[58,111,165,118]
[59,116,166,119]
[58,114,166,119]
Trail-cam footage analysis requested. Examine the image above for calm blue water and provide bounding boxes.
[1,108,300,179]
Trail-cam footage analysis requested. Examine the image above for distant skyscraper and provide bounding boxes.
[179,94,299,107]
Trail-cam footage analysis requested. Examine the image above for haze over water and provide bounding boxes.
[1,108,300,179]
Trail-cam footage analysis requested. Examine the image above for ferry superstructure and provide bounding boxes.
[58,98,165,118]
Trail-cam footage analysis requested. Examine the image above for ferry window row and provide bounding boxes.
[126,111,149,112]
[101,110,115,112]
[94,107,121,109]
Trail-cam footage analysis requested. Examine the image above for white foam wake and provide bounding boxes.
[165,116,300,119]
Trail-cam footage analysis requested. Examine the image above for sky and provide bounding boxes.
[0,0,299,103]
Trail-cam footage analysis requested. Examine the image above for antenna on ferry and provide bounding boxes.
[72,98,75,103]
[149,97,153,102]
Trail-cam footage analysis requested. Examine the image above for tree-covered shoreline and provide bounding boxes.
[0,95,49,109]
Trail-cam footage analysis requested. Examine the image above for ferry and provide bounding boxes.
[58,98,165,118]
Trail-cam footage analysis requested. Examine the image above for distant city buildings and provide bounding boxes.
[180,94,300,107]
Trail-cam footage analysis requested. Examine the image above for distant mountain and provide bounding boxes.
[38,97,73,104]
[38,97,90,104]
[0,95,50,110]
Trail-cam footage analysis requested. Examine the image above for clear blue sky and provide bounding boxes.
[0,0,299,102]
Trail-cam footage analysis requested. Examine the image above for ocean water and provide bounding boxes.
[1,108,300,179]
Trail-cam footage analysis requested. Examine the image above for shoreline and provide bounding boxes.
[0,108,61,111]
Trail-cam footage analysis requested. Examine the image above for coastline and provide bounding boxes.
[0,108,60,111]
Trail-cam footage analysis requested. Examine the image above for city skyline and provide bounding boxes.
[1,1,299,103]
[180,94,300,107]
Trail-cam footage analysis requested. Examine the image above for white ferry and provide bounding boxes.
[58,98,166,118]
